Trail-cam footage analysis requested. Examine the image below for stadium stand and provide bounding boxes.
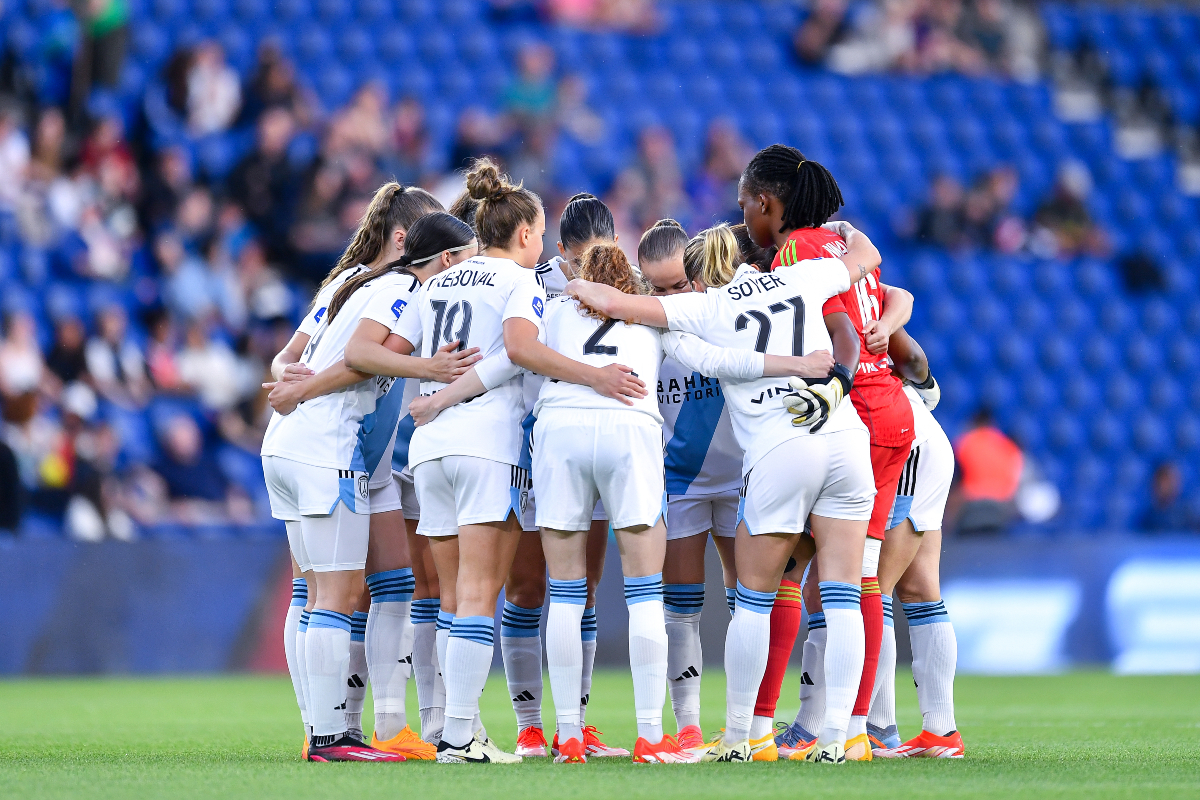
[0,0,1197,536]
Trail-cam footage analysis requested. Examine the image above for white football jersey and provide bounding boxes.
[659,261,867,475]
[659,354,743,496]
[392,255,545,468]
[261,271,416,477]
[534,296,763,424]
[297,265,368,337]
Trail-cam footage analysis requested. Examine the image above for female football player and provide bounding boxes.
[533,242,834,763]
[564,219,882,765]
[504,193,628,760]
[261,206,478,762]
[266,183,462,759]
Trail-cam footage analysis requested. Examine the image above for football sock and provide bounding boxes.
[346,611,369,738]
[306,609,352,738]
[818,582,864,746]
[793,613,826,741]
[905,600,957,736]
[365,568,415,740]
[410,598,443,743]
[663,583,704,731]
[580,605,597,725]
[851,575,883,726]
[296,608,313,738]
[284,579,307,733]
[868,595,898,742]
[725,586,736,616]
[546,578,587,743]
[753,579,803,721]
[501,600,544,733]
[625,574,667,742]
[441,615,494,748]
[724,581,776,743]
[433,610,453,741]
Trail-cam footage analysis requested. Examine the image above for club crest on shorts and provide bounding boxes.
[357,474,369,500]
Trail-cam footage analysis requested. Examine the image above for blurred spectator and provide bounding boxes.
[155,230,214,322]
[148,413,249,523]
[913,174,964,248]
[554,75,604,145]
[1030,160,1107,259]
[177,322,244,410]
[141,146,194,232]
[28,107,69,183]
[382,97,430,185]
[240,41,311,126]
[504,43,557,126]
[546,0,656,30]
[77,0,129,87]
[1139,463,1195,533]
[32,0,79,108]
[448,107,509,171]
[186,41,242,135]
[334,84,389,157]
[174,186,215,247]
[954,406,1023,534]
[228,107,299,260]
[86,305,150,407]
[236,239,294,323]
[689,119,752,227]
[290,164,350,268]
[986,165,1026,252]
[0,108,31,210]
[0,312,46,401]
[143,309,184,392]
[621,125,688,230]
[45,317,89,387]
[794,0,853,65]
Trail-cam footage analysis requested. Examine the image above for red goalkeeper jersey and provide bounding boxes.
[772,227,914,447]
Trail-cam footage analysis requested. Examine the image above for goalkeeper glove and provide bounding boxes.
[781,363,853,432]
[912,372,940,411]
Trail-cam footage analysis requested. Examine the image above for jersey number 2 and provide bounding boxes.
[734,296,805,354]
[583,319,619,356]
[430,300,473,353]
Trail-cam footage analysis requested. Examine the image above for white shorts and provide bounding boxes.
[522,487,607,532]
[533,408,664,531]
[665,489,739,540]
[369,477,403,514]
[263,455,369,518]
[888,427,954,533]
[738,429,874,536]
[412,456,527,537]
[394,469,421,520]
[283,503,370,573]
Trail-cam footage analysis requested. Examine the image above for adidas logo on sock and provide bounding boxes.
[801,672,815,686]
[580,693,589,707]
[347,674,365,689]
[672,666,699,681]
[512,690,537,703]
[400,654,413,665]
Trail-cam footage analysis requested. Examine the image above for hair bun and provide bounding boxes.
[465,158,509,201]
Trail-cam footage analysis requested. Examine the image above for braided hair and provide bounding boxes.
[741,144,843,233]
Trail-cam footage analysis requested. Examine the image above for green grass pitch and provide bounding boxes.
[0,670,1197,799]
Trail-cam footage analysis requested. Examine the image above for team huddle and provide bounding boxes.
[260,142,963,765]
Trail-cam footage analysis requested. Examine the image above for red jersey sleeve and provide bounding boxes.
[822,295,846,315]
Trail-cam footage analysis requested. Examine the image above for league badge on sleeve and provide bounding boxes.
[392,298,407,318]
[532,296,544,318]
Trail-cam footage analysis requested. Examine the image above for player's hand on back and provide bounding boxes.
[589,364,647,406]
[790,349,834,378]
[262,378,307,416]
[279,362,314,382]
[821,220,855,240]
[408,394,441,427]
[427,341,481,384]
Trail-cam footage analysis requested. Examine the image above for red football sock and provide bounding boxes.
[753,580,804,719]
[852,576,883,717]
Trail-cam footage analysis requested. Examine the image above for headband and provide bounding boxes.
[408,242,476,265]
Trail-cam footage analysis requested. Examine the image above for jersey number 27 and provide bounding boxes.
[735,296,805,354]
